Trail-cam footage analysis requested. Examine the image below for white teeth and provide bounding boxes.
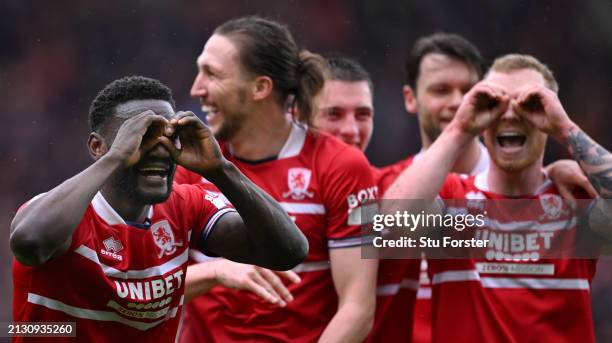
[201,105,217,113]
[498,132,523,138]
[139,168,167,172]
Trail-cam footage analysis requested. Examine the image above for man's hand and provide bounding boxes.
[451,82,509,136]
[209,260,300,307]
[545,159,598,208]
[513,84,576,141]
[159,111,226,175]
[107,110,171,167]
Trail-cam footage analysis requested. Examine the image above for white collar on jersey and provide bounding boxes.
[414,140,490,176]
[474,167,553,195]
[91,192,154,226]
[226,121,307,160]
[278,121,307,159]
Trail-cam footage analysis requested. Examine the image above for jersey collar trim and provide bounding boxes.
[278,121,307,159]
[92,192,154,226]
[474,167,552,195]
[414,142,489,176]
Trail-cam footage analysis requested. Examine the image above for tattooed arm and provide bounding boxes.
[565,128,612,239]
[514,84,612,240]
[565,129,612,197]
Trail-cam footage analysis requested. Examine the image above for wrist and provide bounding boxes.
[446,123,477,148]
[98,152,125,170]
[202,159,237,184]
[555,120,579,145]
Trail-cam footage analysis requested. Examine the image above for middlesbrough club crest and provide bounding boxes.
[282,168,314,200]
[151,220,183,258]
[539,194,567,220]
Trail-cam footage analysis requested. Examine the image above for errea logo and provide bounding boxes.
[101,236,123,261]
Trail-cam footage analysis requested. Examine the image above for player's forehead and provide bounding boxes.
[196,34,241,70]
[418,53,479,86]
[319,80,373,108]
[114,99,174,120]
[484,69,547,97]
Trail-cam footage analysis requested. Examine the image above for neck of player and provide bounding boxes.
[100,185,150,223]
[487,158,546,196]
[229,102,292,161]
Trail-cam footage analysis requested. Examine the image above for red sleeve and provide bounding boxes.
[320,146,378,249]
[376,156,415,194]
[439,173,468,199]
[172,184,236,252]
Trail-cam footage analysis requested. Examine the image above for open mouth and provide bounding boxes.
[201,105,220,124]
[137,167,170,182]
[496,132,526,153]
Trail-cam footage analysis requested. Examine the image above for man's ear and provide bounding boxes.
[88,132,108,160]
[403,85,418,114]
[252,76,274,101]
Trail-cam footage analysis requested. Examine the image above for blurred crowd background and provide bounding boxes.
[2,0,611,340]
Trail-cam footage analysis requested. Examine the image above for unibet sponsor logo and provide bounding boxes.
[115,270,184,301]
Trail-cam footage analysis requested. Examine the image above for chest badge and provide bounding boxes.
[151,220,183,258]
[282,168,314,200]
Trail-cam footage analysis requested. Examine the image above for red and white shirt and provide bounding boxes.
[430,169,597,343]
[12,184,234,343]
[177,123,378,342]
[367,144,489,343]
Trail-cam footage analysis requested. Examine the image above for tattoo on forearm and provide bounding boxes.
[567,129,612,197]
[568,130,610,165]
[589,201,612,228]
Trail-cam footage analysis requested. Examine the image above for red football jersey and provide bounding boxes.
[12,184,234,343]
[368,144,489,343]
[366,155,420,343]
[430,170,597,343]
[368,144,490,343]
[178,123,378,342]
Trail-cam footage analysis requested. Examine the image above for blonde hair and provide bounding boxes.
[489,54,559,92]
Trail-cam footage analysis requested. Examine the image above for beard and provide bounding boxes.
[214,114,244,141]
[211,88,248,141]
[111,163,176,205]
[423,122,442,144]
[486,132,546,172]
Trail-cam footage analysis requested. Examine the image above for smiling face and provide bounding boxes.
[405,53,480,147]
[106,99,177,204]
[190,34,252,140]
[312,80,374,151]
[483,69,548,172]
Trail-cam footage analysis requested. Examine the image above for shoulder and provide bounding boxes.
[376,155,416,193]
[310,131,371,170]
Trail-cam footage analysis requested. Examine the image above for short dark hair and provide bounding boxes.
[405,33,484,89]
[215,16,327,124]
[325,54,374,96]
[88,75,175,132]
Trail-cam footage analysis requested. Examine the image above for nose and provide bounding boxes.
[447,89,464,114]
[190,72,207,99]
[500,105,519,121]
[147,142,172,160]
[338,115,360,146]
